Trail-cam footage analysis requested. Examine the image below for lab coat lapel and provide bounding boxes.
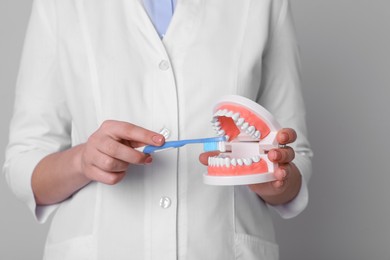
[125,0,167,54]
[162,0,203,59]
[125,0,204,60]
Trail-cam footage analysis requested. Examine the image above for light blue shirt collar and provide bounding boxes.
[143,0,177,38]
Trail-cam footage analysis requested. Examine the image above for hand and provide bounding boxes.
[80,120,165,185]
[198,128,302,205]
[248,128,301,205]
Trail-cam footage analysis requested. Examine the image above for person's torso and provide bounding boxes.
[44,0,281,259]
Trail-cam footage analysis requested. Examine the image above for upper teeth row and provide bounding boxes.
[208,155,261,167]
[212,109,261,139]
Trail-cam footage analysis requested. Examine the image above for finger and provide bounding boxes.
[277,128,297,145]
[100,120,165,147]
[95,135,153,165]
[268,147,295,163]
[199,151,220,165]
[85,165,127,185]
[273,166,288,181]
[271,163,292,188]
[92,152,130,173]
[272,180,285,189]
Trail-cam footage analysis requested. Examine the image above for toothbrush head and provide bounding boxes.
[159,127,171,140]
[203,136,227,152]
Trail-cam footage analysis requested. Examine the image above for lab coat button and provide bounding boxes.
[159,60,170,70]
[159,196,171,209]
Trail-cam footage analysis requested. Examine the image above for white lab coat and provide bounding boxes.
[4,0,312,259]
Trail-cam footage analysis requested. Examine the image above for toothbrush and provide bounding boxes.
[136,136,227,154]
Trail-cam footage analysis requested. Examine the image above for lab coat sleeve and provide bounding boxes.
[257,0,313,218]
[3,0,71,223]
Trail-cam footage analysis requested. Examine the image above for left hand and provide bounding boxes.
[199,128,302,205]
[248,128,301,205]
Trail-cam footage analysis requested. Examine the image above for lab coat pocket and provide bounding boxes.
[234,233,279,260]
[43,235,96,260]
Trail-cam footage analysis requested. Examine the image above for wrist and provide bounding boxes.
[70,144,91,183]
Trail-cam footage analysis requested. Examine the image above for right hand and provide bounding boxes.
[79,120,165,185]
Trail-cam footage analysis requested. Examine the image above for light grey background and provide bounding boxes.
[1,0,389,259]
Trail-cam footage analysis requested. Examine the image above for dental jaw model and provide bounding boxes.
[203,95,282,186]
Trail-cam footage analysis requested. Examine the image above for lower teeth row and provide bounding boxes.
[208,156,261,167]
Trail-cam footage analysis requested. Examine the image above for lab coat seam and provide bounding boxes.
[35,0,56,43]
[75,0,103,125]
[92,183,101,258]
[234,0,252,95]
[232,186,237,258]
[265,0,288,53]
[175,89,181,260]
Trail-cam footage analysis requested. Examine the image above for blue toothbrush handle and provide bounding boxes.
[140,136,226,154]
[142,141,186,154]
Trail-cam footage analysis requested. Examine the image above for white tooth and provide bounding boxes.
[236,118,245,126]
[214,129,221,135]
[253,131,261,139]
[219,158,225,167]
[213,158,218,167]
[219,158,224,167]
[208,157,212,166]
[243,158,253,166]
[237,159,243,166]
[246,126,255,135]
[224,158,230,167]
[252,156,260,163]
[226,111,234,117]
[232,113,240,121]
[214,110,222,117]
[218,130,225,136]
[214,121,221,127]
[213,158,217,167]
[231,158,237,166]
[221,109,228,116]
[241,122,249,130]
[211,117,218,123]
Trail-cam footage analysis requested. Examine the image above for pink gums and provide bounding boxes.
[208,159,268,176]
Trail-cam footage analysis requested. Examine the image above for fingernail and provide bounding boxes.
[152,135,164,144]
[269,150,280,161]
[281,169,287,179]
[280,133,289,143]
[145,156,153,164]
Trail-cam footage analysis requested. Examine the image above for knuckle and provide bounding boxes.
[280,147,294,162]
[88,132,100,145]
[101,120,114,129]
[105,177,117,185]
[102,157,117,170]
[287,147,295,160]
[105,173,124,185]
